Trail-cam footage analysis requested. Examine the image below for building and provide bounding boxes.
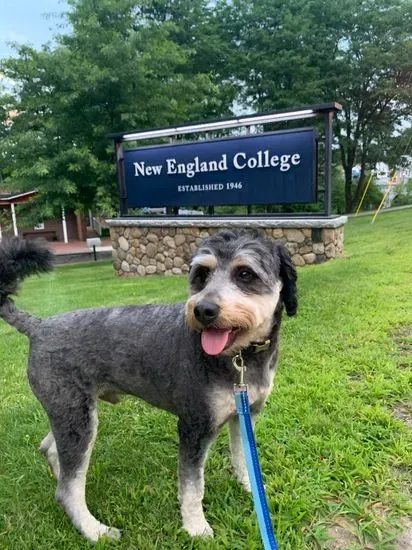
[0,190,87,242]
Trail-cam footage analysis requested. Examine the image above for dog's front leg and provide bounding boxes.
[228,414,258,493]
[178,418,215,537]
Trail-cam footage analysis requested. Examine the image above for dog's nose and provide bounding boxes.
[194,301,220,326]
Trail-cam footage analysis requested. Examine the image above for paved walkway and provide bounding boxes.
[48,240,112,255]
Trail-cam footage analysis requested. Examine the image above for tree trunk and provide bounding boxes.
[75,211,85,241]
[344,166,354,212]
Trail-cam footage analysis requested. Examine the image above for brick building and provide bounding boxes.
[0,191,87,242]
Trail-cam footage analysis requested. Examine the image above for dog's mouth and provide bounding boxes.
[201,327,240,356]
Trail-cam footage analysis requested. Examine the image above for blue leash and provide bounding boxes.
[233,353,279,550]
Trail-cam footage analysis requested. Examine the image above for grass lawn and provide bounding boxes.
[0,209,411,549]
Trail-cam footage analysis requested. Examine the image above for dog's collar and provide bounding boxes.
[244,319,279,354]
[247,338,271,353]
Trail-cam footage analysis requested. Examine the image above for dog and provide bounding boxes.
[0,230,297,542]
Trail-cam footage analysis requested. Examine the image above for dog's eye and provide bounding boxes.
[192,266,210,287]
[236,267,257,283]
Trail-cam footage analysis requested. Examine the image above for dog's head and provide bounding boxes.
[185,230,297,356]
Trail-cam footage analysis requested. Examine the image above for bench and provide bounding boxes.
[23,230,58,242]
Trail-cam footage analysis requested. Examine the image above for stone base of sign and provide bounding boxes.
[106,216,348,276]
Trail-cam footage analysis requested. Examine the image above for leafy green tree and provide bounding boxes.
[0,0,234,219]
[220,0,412,212]
[2,0,411,217]
[392,178,412,205]
[0,91,14,188]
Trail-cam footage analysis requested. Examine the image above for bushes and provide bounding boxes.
[392,179,412,206]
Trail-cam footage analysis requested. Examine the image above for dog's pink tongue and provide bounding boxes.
[201,328,231,355]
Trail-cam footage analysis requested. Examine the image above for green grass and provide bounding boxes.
[1,210,411,549]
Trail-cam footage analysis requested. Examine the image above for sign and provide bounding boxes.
[123,128,317,207]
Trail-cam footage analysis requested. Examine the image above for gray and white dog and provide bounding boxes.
[0,230,297,542]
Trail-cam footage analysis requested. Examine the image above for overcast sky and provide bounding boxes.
[0,0,69,59]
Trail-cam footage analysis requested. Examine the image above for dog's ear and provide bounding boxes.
[277,245,298,316]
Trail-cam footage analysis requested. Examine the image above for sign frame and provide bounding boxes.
[110,102,342,217]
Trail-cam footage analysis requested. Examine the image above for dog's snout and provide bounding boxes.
[193,301,220,326]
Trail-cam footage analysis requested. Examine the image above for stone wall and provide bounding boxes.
[107,217,347,277]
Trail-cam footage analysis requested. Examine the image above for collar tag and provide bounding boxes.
[250,339,271,353]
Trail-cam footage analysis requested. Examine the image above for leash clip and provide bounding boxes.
[232,351,246,385]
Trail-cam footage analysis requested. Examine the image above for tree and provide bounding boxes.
[0,0,234,218]
[220,0,412,212]
[3,0,411,216]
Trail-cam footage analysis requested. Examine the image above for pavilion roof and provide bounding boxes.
[0,190,38,205]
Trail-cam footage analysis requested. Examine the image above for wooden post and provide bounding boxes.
[11,203,18,236]
[61,205,69,243]
[355,173,373,216]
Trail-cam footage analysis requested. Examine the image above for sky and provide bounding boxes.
[0,0,69,59]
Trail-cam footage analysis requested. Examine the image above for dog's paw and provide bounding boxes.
[184,519,214,538]
[103,526,122,541]
[239,477,252,493]
[233,469,252,493]
[83,523,122,542]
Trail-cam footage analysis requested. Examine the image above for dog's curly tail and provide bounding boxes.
[0,237,54,335]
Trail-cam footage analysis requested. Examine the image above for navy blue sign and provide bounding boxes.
[123,128,317,207]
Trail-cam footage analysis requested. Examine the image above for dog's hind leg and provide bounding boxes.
[40,431,60,479]
[178,418,216,538]
[48,398,121,542]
